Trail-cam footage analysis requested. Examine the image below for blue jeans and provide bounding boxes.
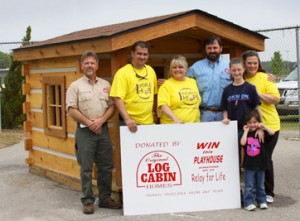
[244,169,267,206]
[200,110,223,122]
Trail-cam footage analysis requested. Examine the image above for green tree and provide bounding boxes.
[1,26,32,129]
[0,51,12,69]
[270,51,286,77]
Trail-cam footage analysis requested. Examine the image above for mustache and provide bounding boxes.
[208,52,218,56]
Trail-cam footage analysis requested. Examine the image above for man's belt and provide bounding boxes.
[77,122,107,128]
[200,106,222,112]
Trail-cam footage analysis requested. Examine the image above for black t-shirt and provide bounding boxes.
[242,131,271,170]
[221,82,260,129]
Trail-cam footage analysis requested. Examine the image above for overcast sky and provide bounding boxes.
[1,0,300,61]
[1,0,299,42]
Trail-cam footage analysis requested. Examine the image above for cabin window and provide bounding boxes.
[42,76,66,138]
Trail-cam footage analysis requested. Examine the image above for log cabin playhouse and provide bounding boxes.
[13,9,266,200]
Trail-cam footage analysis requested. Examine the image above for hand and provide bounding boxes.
[173,119,183,124]
[95,127,103,135]
[257,122,264,129]
[88,118,104,135]
[243,125,249,132]
[255,128,265,143]
[222,118,230,124]
[157,78,166,87]
[267,72,276,82]
[125,118,138,133]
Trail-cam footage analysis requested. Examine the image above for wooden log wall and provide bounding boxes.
[22,55,121,193]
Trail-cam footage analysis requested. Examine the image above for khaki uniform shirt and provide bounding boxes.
[66,75,113,120]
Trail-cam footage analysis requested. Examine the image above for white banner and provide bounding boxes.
[120,121,240,215]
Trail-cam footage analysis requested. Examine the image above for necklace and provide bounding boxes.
[131,63,148,80]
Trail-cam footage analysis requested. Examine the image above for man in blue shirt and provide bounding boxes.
[187,36,231,122]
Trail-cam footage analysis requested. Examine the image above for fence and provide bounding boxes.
[257,26,300,139]
[0,26,300,138]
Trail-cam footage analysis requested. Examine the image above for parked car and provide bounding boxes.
[276,68,299,115]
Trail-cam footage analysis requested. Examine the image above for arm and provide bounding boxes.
[257,93,279,105]
[255,105,263,122]
[240,125,249,146]
[68,107,92,127]
[222,110,230,124]
[160,105,182,124]
[259,123,275,136]
[253,105,265,142]
[114,97,137,133]
[257,75,280,104]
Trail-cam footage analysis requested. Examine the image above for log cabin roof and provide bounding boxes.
[13,9,266,61]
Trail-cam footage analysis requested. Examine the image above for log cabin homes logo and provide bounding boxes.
[136,150,182,188]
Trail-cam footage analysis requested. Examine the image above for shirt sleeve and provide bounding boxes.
[66,82,78,111]
[220,87,228,110]
[265,80,280,99]
[157,83,171,108]
[109,69,128,99]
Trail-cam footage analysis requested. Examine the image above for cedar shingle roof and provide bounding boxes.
[14,9,265,50]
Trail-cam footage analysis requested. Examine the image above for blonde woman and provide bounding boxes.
[158,55,201,124]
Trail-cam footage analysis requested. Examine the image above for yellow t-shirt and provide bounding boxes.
[110,63,157,125]
[158,77,201,124]
[246,72,280,131]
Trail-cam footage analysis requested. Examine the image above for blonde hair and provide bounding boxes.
[169,55,188,74]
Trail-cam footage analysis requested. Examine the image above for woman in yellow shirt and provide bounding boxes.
[242,50,280,203]
[158,55,201,124]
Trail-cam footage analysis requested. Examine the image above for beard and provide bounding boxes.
[207,52,220,62]
[85,69,94,76]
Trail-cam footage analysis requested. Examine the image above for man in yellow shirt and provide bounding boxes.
[110,41,157,132]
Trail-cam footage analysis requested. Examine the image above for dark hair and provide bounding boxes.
[242,50,266,72]
[244,109,261,125]
[229,57,244,68]
[80,50,99,63]
[204,35,223,47]
[131,41,150,51]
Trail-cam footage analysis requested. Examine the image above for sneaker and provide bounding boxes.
[260,203,268,209]
[266,195,274,203]
[83,203,94,214]
[99,198,122,209]
[244,204,256,211]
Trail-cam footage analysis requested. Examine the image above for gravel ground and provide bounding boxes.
[0,137,299,221]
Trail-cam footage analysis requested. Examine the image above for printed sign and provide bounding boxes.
[120,121,240,215]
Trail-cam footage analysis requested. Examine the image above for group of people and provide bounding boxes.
[66,35,280,214]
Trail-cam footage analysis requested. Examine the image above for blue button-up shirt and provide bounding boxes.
[187,58,231,108]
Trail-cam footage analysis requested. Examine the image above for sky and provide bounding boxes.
[1,0,300,61]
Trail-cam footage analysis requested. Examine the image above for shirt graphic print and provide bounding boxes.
[246,137,260,157]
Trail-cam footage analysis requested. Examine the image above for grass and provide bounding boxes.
[0,129,26,149]
[280,115,299,131]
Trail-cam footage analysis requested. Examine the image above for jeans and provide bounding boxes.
[75,123,114,205]
[244,169,267,206]
[200,110,223,122]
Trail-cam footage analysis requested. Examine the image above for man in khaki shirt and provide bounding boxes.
[66,51,121,214]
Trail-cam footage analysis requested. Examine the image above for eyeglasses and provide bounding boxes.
[131,64,148,80]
